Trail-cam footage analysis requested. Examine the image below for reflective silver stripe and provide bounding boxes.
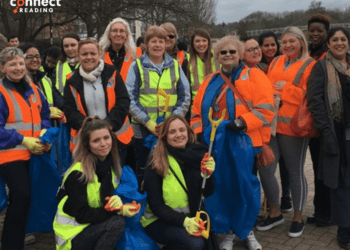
[4,123,33,130]
[5,87,23,122]
[292,58,314,87]
[277,116,292,124]
[236,99,253,108]
[255,103,274,112]
[0,144,27,152]
[263,123,272,127]
[71,135,78,144]
[57,63,64,93]
[33,124,41,132]
[143,206,190,219]
[115,119,130,136]
[251,109,269,126]
[269,56,281,71]
[55,234,66,246]
[70,87,82,113]
[191,121,201,131]
[139,88,177,95]
[170,63,177,89]
[190,112,197,119]
[56,213,82,227]
[145,106,174,113]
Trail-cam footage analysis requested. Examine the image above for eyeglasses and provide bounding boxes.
[246,46,261,53]
[110,29,126,34]
[220,50,237,55]
[167,35,176,39]
[25,55,41,60]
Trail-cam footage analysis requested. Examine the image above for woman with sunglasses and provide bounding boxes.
[126,26,190,186]
[256,27,316,237]
[0,47,51,250]
[191,35,274,250]
[160,22,186,66]
[62,38,131,165]
[183,28,220,120]
[53,116,129,250]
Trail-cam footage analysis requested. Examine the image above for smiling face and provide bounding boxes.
[25,47,41,73]
[261,36,278,60]
[281,34,302,59]
[63,37,79,59]
[89,128,112,161]
[218,43,240,71]
[327,30,349,61]
[108,22,127,49]
[165,31,176,52]
[78,43,101,73]
[147,36,166,60]
[193,35,209,57]
[1,56,26,82]
[244,39,262,67]
[166,119,188,149]
[308,22,327,48]
[8,38,19,47]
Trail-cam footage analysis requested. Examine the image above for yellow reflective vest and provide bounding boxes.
[55,61,79,95]
[53,162,119,250]
[134,58,180,123]
[141,155,190,228]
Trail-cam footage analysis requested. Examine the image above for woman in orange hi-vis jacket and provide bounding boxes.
[256,27,316,238]
[190,35,274,250]
[62,38,132,166]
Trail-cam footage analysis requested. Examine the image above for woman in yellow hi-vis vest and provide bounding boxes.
[142,115,215,250]
[182,28,220,120]
[126,26,190,186]
[53,116,140,250]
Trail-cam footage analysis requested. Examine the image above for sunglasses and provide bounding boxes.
[167,35,176,39]
[219,50,237,55]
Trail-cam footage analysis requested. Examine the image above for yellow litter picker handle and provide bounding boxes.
[195,211,210,239]
[157,88,171,114]
[207,107,226,156]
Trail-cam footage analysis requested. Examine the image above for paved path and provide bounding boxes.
[0,150,343,249]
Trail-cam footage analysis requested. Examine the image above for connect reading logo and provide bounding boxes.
[10,0,61,13]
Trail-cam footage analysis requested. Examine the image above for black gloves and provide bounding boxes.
[226,118,246,132]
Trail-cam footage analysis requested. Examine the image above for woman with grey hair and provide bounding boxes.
[160,22,186,66]
[99,17,136,82]
[191,35,274,250]
[256,26,316,237]
[0,47,51,250]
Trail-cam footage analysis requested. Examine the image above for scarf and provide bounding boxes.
[79,59,104,82]
[326,51,350,122]
[166,143,208,170]
[66,57,78,66]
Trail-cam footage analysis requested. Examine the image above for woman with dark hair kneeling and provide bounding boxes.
[53,116,130,250]
[142,115,215,250]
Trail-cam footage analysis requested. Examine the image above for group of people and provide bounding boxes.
[0,12,350,250]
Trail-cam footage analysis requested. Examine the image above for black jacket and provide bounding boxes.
[307,59,350,189]
[62,64,130,137]
[143,143,214,228]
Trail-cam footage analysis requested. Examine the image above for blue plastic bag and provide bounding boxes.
[143,116,165,150]
[0,175,7,213]
[114,166,160,250]
[50,122,72,176]
[26,127,62,233]
[203,121,260,239]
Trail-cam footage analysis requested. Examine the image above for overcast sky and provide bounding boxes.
[215,0,350,24]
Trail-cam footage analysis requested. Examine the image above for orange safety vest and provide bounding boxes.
[68,71,134,152]
[267,55,316,137]
[136,47,143,58]
[176,50,185,66]
[191,66,274,147]
[311,51,326,61]
[104,51,133,83]
[0,81,42,164]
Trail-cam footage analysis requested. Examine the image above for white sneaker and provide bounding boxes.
[245,231,262,250]
[24,233,36,245]
[219,232,237,250]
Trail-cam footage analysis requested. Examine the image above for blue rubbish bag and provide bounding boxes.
[114,166,160,250]
[143,116,165,150]
[26,127,62,233]
[50,122,72,176]
[0,175,7,213]
[203,121,260,239]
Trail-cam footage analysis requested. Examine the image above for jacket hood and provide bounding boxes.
[138,52,175,74]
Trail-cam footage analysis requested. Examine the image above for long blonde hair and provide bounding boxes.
[71,116,121,183]
[99,17,136,59]
[281,26,309,61]
[150,115,196,177]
